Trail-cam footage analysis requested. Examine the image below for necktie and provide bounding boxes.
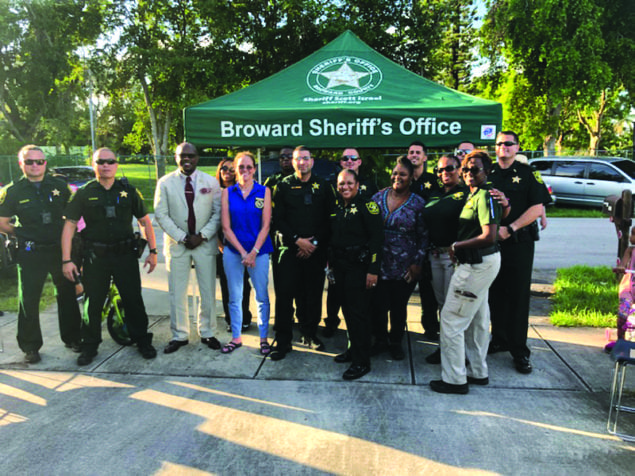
[185,176,196,235]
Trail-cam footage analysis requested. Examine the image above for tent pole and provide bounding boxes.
[257,148,262,183]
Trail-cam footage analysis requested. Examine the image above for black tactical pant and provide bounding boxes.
[273,246,326,347]
[81,250,150,349]
[489,239,535,359]
[332,259,371,366]
[16,247,81,352]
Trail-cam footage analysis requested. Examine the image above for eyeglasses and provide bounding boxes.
[295,156,312,162]
[238,165,254,171]
[463,167,484,175]
[178,153,197,159]
[279,153,293,160]
[95,159,117,165]
[437,165,458,174]
[220,165,235,173]
[495,141,516,147]
[341,155,359,162]
[455,149,473,156]
[23,159,46,166]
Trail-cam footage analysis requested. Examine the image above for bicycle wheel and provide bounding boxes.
[107,299,133,346]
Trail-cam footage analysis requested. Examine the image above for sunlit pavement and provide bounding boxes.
[1,221,634,473]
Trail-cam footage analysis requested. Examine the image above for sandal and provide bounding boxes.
[221,341,242,354]
[260,342,272,355]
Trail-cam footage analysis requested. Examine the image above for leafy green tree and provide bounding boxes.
[0,1,106,149]
[482,0,633,154]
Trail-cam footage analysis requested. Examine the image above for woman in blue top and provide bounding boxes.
[221,152,274,355]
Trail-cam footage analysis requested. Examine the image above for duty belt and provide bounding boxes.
[479,244,500,256]
[18,240,59,252]
[84,238,137,257]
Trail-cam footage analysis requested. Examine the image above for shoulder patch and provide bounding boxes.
[366,201,380,215]
[0,187,6,205]
[533,171,544,184]
[452,191,465,200]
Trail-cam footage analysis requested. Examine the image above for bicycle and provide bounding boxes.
[77,277,133,346]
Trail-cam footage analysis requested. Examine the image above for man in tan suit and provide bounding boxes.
[154,142,222,353]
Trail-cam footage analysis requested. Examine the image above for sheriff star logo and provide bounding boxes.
[52,189,60,196]
[349,205,358,215]
[312,182,320,190]
[319,62,370,89]
[424,182,432,189]
[512,176,521,184]
[120,191,128,198]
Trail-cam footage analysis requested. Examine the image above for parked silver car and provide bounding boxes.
[528,156,635,207]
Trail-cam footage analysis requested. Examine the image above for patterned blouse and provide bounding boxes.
[372,188,428,280]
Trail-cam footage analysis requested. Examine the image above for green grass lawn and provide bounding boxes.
[551,265,616,328]
[0,267,57,315]
[546,206,604,218]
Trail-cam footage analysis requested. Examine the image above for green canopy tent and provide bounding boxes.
[184,30,502,149]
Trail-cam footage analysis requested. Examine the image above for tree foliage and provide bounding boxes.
[0,0,106,152]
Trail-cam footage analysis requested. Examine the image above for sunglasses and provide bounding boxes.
[178,153,197,159]
[23,159,46,166]
[437,165,458,174]
[95,159,117,165]
[495,141,516,147]
[220,165,235,173]
[279,153,293,160]
[238,165,254,171]
[455,149,473,156]
[463,167,484,175]
[341,155,359,162]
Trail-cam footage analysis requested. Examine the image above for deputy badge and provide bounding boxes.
[512,176,521,184]
[255,197,264,209]
[349,204,358,215]
[120,191,128,198]
[360,184,367,192]
[312,182,320,190]
[533,171,544,184]
[424,181,432,189]
[366,201,380,215]
[52,188,60,196]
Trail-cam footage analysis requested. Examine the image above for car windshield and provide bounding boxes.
[611,160,635,180]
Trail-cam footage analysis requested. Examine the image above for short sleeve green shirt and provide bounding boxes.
[457,185,502,242]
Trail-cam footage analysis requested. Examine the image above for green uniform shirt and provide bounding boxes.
[65,179,147,243]
[457,185,502,242]
[489,161,552,226]
[0,174,71,244]
[272,173,333,246]
[422,184,469,247]
[329,194,384,275]
[264,171,292,191]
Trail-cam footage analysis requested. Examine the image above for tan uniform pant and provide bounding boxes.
[440,253,501,385]
[430,251,455,311]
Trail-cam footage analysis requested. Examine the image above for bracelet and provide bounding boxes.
[62,259,73,265]
[252,247,260,255]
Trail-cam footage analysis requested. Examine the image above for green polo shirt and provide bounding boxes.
[65,179,147,243]
[457,185,502,242]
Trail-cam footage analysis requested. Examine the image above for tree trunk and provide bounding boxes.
[577,90,607,156]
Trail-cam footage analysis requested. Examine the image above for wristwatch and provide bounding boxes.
[149,248,158,255]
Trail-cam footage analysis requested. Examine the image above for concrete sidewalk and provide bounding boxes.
[0,265,634,475]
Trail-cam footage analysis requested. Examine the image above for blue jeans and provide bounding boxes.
[223,250,271,339]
